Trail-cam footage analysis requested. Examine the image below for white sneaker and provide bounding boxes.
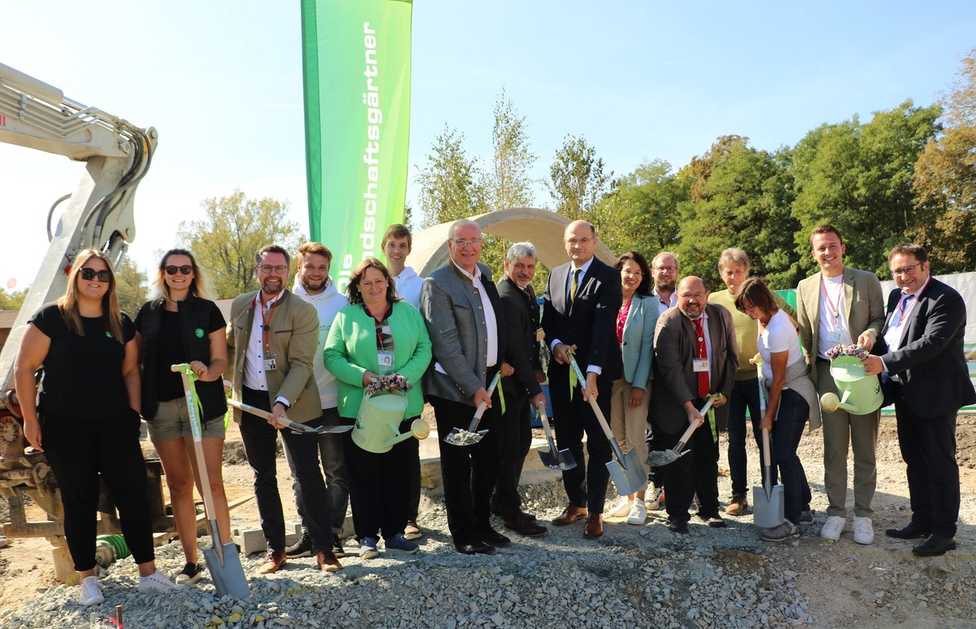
[607,497,631,518]
[852,516,874,545]
[137,570,178,593]
[820,515,846,541]
[626,501,647,525]
[79,575,104,606]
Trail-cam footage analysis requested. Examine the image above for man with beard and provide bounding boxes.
[651,276,736,534]
[284,243,350,560]
[227,245,342,573]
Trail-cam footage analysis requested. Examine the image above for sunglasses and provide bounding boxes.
[79,268,112,282]
[165,265,194,276]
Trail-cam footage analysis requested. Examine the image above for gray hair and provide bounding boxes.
[505,241,537,263]
[448,219,480,240]
[718,247,750,271]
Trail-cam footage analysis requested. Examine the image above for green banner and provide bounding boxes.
[301,0,412,292]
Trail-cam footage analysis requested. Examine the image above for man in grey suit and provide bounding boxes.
[795,225,884,544]
[421,219,510,555]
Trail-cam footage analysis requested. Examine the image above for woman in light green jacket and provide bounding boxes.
[324,258,431,558]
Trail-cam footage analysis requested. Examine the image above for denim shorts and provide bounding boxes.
[148,398,225,442]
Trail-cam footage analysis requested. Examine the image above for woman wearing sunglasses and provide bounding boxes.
[133,249,231,585]
[15,249,177,605]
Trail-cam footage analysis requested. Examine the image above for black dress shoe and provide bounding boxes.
[480,528,512,547]
[912,534,957,557]
[285,530,313,558]
[667,519,689,534]
[517,510,537,521]
[455,541,496,555]
[504,517,547,537]
[885,522,931,540]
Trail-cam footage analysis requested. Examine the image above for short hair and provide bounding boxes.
[256,244,291,268]
[615,251,652,296]
[448,219,480,240]
[381,224,413,251]
[734,276,780,317]
[888,243,928,264]
[651,251,679,270]
[718,247,750,272]
[346,257,400,306]
[810,224,844,246]
[297,242,333,264]
[505,242,537,263]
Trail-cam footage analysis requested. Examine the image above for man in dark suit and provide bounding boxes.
[492,242,547,537]
[862,244,976,556]
[651,276,737,534]
[543,220,622,539]
[421,219,510,555]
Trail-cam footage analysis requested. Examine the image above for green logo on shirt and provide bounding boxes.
[105,331,112,338]
[195,327,205,339]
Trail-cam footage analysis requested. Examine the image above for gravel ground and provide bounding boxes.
[1,415,974,628]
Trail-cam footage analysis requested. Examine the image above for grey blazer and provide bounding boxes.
[420,262,506,406]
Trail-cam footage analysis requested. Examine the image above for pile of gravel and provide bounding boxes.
[0,480,815,628]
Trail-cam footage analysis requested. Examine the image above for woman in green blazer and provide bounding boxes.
[324,258,432,558]
[607,251,658,525]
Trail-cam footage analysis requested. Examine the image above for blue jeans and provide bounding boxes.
[728,378,774,497]
[771,389,812,524]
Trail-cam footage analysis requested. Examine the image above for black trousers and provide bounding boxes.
[44,414,155,572]
[343,417,417,541]
[239,386,334,553]
[285,407,351,540]
[490,385,532,518]
[658,399,720,524]
[430,390,500,545]
[549,365,612,514]
[896,405,960,538]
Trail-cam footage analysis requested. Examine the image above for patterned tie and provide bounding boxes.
[692,317,709,398]
[569,269,581,305]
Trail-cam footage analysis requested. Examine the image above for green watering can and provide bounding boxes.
[351,392,430,454]
[820,355,883,415]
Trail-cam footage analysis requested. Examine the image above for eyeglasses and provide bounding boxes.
[452,238,482,248]
[165,265,193,275]
[80,268,111,282]
[892,263,920,276]
[259,264,289,274]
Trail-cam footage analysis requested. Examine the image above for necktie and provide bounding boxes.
[569,269,581,305]
[895,292,914,321]
[693,317,709,398]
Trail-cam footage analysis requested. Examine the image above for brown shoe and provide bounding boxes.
[258,549,287,574]
[316,549,343,573]
[725,495,749,516]
[552,505,588,526]
[583,514,604,539]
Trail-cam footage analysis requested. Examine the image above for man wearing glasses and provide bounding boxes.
[862,244,975,556]
[227,245,342,573]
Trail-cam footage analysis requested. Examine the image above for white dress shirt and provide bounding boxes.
[243,291,291,407]
[550,257,601,375]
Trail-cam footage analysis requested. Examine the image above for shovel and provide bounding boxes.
[568,359,646,496]
[751,361,785,529]
[535,400,576,471]
[226,399,353,435]
[646,397,715,468]
[443,372,501,447]
[172,364,249,600]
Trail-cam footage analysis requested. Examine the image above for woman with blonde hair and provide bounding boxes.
[15,249,177,605]
[134,248,230,584]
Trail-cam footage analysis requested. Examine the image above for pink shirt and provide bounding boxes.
[616,298,632,346]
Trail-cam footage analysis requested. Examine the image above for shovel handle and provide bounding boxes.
[674,398,714,452]
[761,427,772,495]
[227,398,305,432]
[569,359,616,443]
[468,372,502,429]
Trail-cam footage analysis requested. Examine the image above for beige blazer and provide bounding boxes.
[795,267,884,388]
[226,290,321,423]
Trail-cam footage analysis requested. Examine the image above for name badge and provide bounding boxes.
[264,352,278,372]
[693,358,709,373]
[377,350,394,371]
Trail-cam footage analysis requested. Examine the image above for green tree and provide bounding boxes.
[0,288,27,311]
[674,137,799,288]
[416,126,488,227]
[485,90,536,210]
[547,134,611,220]
[791,100,941,276]
[178,191,301,299]
[114,255,148,317]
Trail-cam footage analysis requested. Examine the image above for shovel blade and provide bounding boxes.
[556,449,577,471]
[538,448,560,469]
[752,484,785,529]
[647,448,689,468]
[443,428,488,447]
[203,543,250,600]
[606,449,646,496]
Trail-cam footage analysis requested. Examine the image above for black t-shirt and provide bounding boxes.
[134,300,226,402]
[30,304,136,421]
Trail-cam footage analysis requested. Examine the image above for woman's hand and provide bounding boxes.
[23,417,43,451]
[628,387,645,408]
[761,412,774,433]
[189,360,209,380]
[362,370,378,387]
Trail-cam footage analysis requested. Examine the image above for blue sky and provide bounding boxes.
[1,0,974,289]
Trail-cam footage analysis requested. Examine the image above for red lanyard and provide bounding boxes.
[257,293,283,354]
